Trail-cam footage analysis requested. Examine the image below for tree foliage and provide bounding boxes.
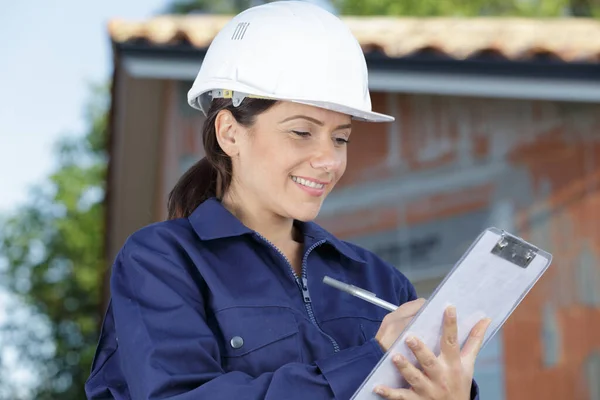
[166,0,276,14]
[0,84,108,399]
[167,0,600,17]
[334,0,599,17]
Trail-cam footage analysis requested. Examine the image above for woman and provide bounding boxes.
[86,2,490,399]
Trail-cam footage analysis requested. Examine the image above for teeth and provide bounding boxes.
[292,176,325,189]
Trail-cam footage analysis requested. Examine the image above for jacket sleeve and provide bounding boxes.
[111,237,385,400]
[471,380,480,400]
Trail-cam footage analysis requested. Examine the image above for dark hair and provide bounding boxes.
[167,97,277,219]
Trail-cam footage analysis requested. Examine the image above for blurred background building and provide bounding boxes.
[104,15,600,400]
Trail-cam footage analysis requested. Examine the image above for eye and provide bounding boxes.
[292,130,311,137]
[335,137,350,145]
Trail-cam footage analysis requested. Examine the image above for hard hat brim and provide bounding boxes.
[288,99,395,123]
[188,85,395,123]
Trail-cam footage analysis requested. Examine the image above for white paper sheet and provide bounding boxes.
[352,227,552,400]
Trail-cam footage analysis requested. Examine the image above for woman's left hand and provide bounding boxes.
[374,306,492,400]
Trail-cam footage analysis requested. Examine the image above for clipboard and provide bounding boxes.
[351,227,552,400]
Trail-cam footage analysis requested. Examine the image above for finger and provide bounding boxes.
[404,336,443,383]
[393,298,426,317]
[440,306,460,362]
[461,317,492,364]
[391,352,432,395]
[373,385,418,400]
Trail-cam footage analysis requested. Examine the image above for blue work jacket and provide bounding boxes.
[86,198,480,399]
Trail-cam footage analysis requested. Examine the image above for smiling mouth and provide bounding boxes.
[291,176,326,189]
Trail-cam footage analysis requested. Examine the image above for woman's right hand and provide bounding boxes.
[375,298,427,351]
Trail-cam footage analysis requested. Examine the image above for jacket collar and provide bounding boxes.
[188,197,366,264]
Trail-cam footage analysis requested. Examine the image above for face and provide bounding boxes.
[216,101,351,222]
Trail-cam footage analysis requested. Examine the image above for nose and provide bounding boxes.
[310,140,343,173]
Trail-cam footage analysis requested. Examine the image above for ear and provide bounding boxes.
[215,110,241,157]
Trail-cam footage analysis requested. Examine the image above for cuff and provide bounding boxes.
[471,379,480,400]
[315,338,384,399]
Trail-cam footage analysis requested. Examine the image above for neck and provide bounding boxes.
[221,190,297,247]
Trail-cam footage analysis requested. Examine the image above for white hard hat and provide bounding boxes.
[187,0,394,123]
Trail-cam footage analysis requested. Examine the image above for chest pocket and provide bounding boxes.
[215,306,301,377]
[317,295,387,350]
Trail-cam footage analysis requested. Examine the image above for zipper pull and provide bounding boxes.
[299,277,312,303]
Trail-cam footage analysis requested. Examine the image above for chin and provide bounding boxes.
[288,201,323,222]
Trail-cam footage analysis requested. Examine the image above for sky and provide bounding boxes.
[0,0,171,214]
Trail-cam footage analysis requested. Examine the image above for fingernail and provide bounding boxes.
[406,336,417,347]
[374,386,386,395]
[447,306,456,317]
[393,354,405,365]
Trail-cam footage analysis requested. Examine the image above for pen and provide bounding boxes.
[323,276,398,312]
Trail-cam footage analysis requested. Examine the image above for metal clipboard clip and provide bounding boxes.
[490,232,538,268]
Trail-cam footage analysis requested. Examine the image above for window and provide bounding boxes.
[349,208,491,283]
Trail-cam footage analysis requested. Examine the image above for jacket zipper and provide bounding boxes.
[254,233,340,353]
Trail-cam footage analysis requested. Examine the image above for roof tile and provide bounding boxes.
[108,15,600,62]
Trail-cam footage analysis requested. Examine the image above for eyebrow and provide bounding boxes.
[279,115,352,131]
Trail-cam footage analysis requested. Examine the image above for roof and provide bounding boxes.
[108,15,600,63]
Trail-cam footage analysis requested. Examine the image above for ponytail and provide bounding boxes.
[167,157,217,220]
[167,97,277,220]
